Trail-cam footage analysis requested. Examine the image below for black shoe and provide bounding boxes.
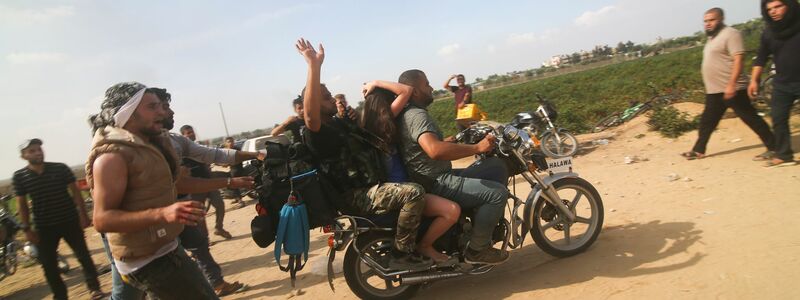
[464,247,509,265]
[388,249,432,271]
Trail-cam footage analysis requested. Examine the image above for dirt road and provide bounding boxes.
[2,103,799,299]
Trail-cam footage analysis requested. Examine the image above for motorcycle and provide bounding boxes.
[510,95,579,158]
[0,195,20,281]
[326,118,603,299]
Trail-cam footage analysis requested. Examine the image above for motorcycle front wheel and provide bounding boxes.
[540,131,579,158]
[530,177,603,257]
[343,232,420,300]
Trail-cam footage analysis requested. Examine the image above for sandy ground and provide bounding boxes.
[2,102,799,300]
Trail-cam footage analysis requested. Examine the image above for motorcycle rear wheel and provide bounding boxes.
[343,232,421,300]
[540,131,578,158]
[530,177,603,257]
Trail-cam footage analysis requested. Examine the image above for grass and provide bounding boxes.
[428,20,764,137]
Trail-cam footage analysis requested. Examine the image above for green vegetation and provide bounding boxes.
[647,105,700,138]
[429,19,764,137]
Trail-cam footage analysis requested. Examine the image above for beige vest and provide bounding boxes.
[85,126,183,261]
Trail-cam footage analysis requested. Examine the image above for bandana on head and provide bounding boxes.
[100,81,148,128]
[112,87,147,128]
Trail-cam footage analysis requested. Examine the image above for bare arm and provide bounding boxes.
[16,195,31,229]
[271,116,299,136]
[748,66,764,99]
[175,175,253,194]
[92,153,203,233]
[68,182,90,227]
[443,74,456,90]
[296,38,325,132]
[417,132,495,161]
[364,80,414,117]
[234,151,264,163]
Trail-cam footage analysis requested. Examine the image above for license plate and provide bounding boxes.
[545,156,573,173]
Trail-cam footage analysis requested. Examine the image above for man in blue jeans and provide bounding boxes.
[749,0,800,167]
[397,69,510,265]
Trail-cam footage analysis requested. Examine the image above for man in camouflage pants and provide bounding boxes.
[295,38,431,270]
[352,183,425,255]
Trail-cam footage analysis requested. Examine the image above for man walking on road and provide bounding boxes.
[682,7,775,161]
[748,0,800,167]
[13,139,106,300]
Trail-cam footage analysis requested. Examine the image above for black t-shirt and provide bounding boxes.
[755,29,800,84]
[305,118,387,192]
[12,162,79,227]
[285,119,306,143]
[182,158,211,178]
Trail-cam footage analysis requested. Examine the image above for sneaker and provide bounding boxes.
[215,280,247,297]
[388,250,432,271]
[214,229,233,239]
[464,247,509,265]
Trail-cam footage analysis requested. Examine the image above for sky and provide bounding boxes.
[0,0,759,178]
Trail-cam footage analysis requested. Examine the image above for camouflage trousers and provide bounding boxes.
[351,182,425,253]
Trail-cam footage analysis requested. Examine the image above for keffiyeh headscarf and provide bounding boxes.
[88,82,148,134]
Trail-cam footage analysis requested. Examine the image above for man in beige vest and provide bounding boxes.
[681,7,775,161]
[87,82,218,299]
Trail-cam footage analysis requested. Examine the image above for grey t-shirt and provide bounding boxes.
[702,26,748,94]
[397,105,452,180]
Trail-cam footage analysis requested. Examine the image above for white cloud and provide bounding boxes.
[6,52,67,64]
[437,43,461,56]
[575,6,616,27]
[0,5,75,24]
[487,44,496,54]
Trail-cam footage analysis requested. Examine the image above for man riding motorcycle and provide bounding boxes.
[396,69,511,265]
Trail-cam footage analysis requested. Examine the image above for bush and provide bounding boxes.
[647,105,699,138]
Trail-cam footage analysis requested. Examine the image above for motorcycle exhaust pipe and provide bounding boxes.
[400,271,464,285]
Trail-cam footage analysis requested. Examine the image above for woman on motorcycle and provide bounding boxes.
[360,81,460,263]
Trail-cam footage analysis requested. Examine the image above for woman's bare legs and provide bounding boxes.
[417,193,460,262]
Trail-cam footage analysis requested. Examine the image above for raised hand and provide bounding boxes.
[295,38,325,66]
[229,176,255,189]
[362,81,377,96]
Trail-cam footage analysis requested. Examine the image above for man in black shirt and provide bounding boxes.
[13,139,105,300]
[295,38,431,270]
[271,95,306,143]
[749,0,800,167]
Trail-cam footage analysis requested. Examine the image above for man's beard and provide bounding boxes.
[418,96,434,108]
[28,157,44,165]
[141,125,164,137]
[162,117,175,130]
[705,23,724,36]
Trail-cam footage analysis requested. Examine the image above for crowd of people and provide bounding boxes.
[8,1,798,299]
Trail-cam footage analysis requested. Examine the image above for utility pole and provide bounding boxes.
[219,102,230,137]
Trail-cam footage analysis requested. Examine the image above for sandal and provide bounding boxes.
[215,281,247,297]
[214,229,233,239]
[89,290,107,300]
[680,151,704,160]
[763,159,797,168]
[753,151,775,161]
